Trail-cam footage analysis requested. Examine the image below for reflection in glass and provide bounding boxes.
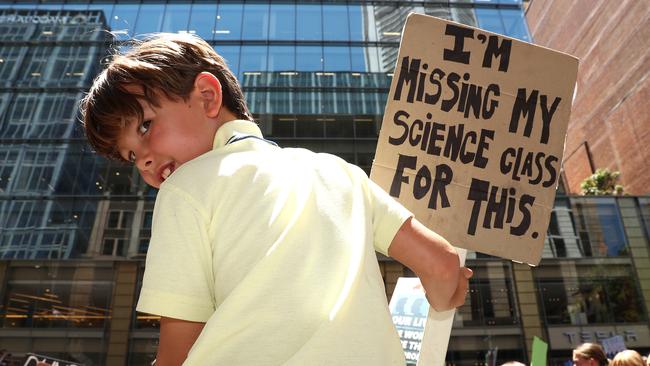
[325,119,353,138]
[134,4,165,36]
[161,4,191,33]
[87,4,114,24]
[296,46,322,71]
[110,4,139,41]
[268,46,295,72]
[215,45,240,78]
[451,5,478,27]
[354,117,377,138]
[296,4,322,41]
[242,3,269,40]
[240,46,268,80]
[322,5,349,41]
[374,4,403,43]
[215,3,243,40]
[188,3,218,41]
[63,4,87,11]
[537,275,647,325]
[572,198,628,257]
[347,5,365,41]
[269,3,295,41]
[350,47,366,72]
[501,9,531,41]
[323,47,351,71]
[455,262,519,327]
[297,119,324,138]
[425,4,451,20]
[475,8,505,34]
[1,264,113,332]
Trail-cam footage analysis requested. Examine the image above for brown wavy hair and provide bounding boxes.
[574,343,609,366]
[80,33,252,161]
[611,350,644,366]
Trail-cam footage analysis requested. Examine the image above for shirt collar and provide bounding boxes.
[212,120,263,150]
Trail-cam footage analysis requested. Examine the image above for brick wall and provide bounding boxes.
[526,0,650,194]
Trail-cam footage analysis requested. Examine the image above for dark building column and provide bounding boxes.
[0,261,7,297]
[512,262,545,362]
[106,261,138,366]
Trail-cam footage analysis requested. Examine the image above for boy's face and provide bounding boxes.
[116,85,219,188]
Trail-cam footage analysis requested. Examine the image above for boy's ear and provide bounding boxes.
[193,72,223,118]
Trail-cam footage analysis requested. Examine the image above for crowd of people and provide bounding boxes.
[572,343,649,366]
[496,342,649,366]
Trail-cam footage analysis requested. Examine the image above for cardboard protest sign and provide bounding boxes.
[371,14,579,265]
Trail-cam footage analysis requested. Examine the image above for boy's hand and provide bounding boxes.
[424,266,473,311]
[388,217,473,312]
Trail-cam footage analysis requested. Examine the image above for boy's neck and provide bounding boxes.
[214,107,244,134]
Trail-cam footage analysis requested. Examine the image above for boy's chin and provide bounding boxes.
[143,178,161,189]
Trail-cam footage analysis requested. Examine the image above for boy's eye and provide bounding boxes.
[128,151,136,164]
[139,120,151,134]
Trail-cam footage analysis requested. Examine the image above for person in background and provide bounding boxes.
[572,342,609,366]
[611,350,644,366]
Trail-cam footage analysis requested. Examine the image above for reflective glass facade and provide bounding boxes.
[0,1,648,366]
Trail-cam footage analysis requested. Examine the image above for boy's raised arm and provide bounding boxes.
[156,317,205,366]
[388,217,473,312]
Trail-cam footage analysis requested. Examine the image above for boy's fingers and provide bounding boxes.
[449,270,471,308]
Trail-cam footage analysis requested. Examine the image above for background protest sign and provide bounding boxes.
[371,14,578,265]
[389,249,467,366]
[389,277,429,365]
[602,335,627,358]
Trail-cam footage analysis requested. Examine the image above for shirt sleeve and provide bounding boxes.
[136,184,215,322]
[367,178,413,256]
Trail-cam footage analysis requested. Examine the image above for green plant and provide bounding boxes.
[580,168,624,196]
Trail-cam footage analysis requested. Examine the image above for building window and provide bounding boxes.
[14,149,60,193]
[0,149,19,193]
[188,3,217,41]
[0,46,25,82]
[215,3,243,40]
[269,3,295,41]
[29,93,79,138]
[455,262,519,327]
[571,198,628,257]
[102,238,126,257]
[3,93,39,138]
[51,46,93,86]
[1,263,113,330]
[537,274,647,325]
[106,210,133,230]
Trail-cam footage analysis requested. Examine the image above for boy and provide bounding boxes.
[81,33,472,366]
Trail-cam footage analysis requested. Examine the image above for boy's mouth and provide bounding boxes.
[159,163,175,182]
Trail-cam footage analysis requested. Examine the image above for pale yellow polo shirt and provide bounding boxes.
[137,120,413,365]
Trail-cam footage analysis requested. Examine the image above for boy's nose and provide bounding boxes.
[138,158,153,171]
[135,152,153,172]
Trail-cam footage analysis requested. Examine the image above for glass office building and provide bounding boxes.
[0,1,648,365]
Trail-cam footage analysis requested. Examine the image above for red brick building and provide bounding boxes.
[525,0,650,194]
